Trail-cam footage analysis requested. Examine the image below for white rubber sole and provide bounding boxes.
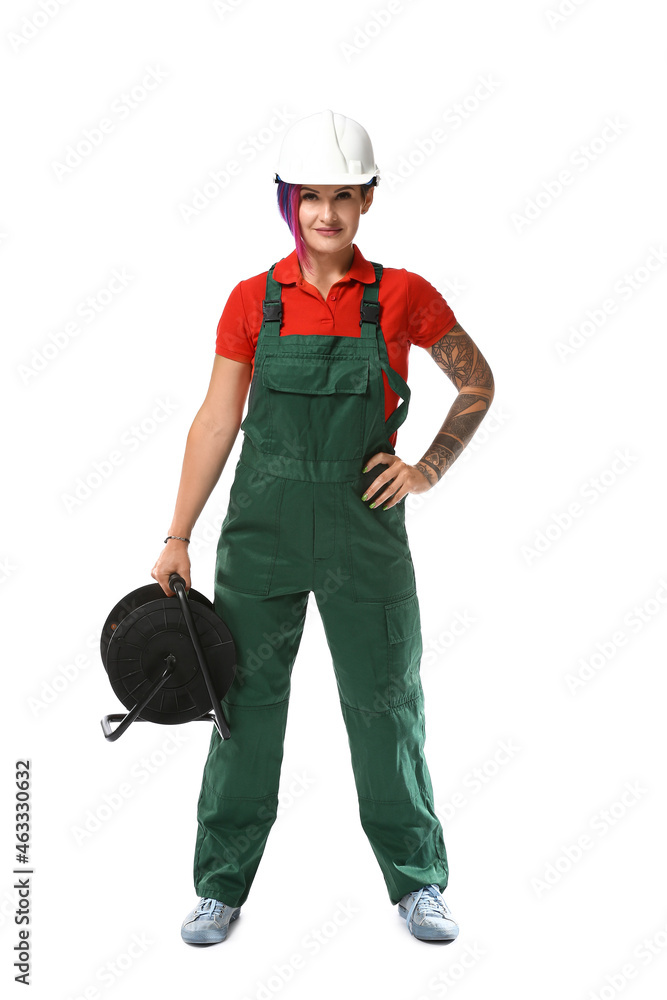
[181,906,241,944]
[397,903,459,942]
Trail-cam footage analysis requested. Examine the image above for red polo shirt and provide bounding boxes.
[215,243,458,448]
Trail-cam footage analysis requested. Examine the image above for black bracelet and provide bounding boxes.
[164,535,190,544]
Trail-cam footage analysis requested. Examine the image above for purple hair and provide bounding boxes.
[275,178,375,275]
[275,179,311,275]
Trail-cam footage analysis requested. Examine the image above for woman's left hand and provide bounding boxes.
[360,453,432,510]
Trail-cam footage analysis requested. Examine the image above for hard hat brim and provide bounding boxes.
[274,170,380,186]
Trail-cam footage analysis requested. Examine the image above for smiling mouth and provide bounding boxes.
[316,228,342,232]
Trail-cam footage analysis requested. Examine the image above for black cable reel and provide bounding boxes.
[100,573,236,742]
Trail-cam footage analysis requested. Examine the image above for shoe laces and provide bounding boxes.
[193,897,225,922]
[406,884,450,934]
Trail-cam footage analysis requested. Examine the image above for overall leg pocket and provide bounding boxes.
[344,485,416,603]
[215,462,285,595]
[384,591,423,708]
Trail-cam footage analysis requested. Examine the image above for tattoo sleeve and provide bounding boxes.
[415,324,495,487]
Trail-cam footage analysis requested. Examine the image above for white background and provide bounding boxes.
[3,0,666,997]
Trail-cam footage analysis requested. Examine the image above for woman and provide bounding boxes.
[151,109,495,945]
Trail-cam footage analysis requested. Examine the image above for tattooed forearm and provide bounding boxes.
[416,324,495,487]
[416,391,492,484]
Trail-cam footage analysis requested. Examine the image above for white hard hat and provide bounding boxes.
[273,109,380,186]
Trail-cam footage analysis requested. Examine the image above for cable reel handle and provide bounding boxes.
[167,571,231,740]
[168,572,186,596]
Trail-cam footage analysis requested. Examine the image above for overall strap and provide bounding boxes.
[260,264,283,338]
[361,262,411,438]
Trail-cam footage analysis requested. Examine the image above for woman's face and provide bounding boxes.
[297,183,373,257]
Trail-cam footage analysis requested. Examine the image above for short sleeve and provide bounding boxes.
[214,282,255,363]
[405,270,458,348]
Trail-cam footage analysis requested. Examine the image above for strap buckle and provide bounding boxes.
[262,300,282,323]
[359,301,380,326]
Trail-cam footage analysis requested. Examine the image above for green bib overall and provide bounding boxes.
[193,262,449,907]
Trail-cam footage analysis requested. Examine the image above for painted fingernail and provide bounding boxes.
[369,501,376,508]
[362,465,368,472]
[361,493,368,501]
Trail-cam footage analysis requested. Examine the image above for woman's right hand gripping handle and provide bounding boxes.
[152,539,191,596]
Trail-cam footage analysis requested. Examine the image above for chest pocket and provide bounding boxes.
[261,354,370,462]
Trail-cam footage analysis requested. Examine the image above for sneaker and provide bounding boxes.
[181,896,241,944]
[398,883,459,942]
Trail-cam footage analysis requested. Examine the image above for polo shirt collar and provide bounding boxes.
[272,243,377,286]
